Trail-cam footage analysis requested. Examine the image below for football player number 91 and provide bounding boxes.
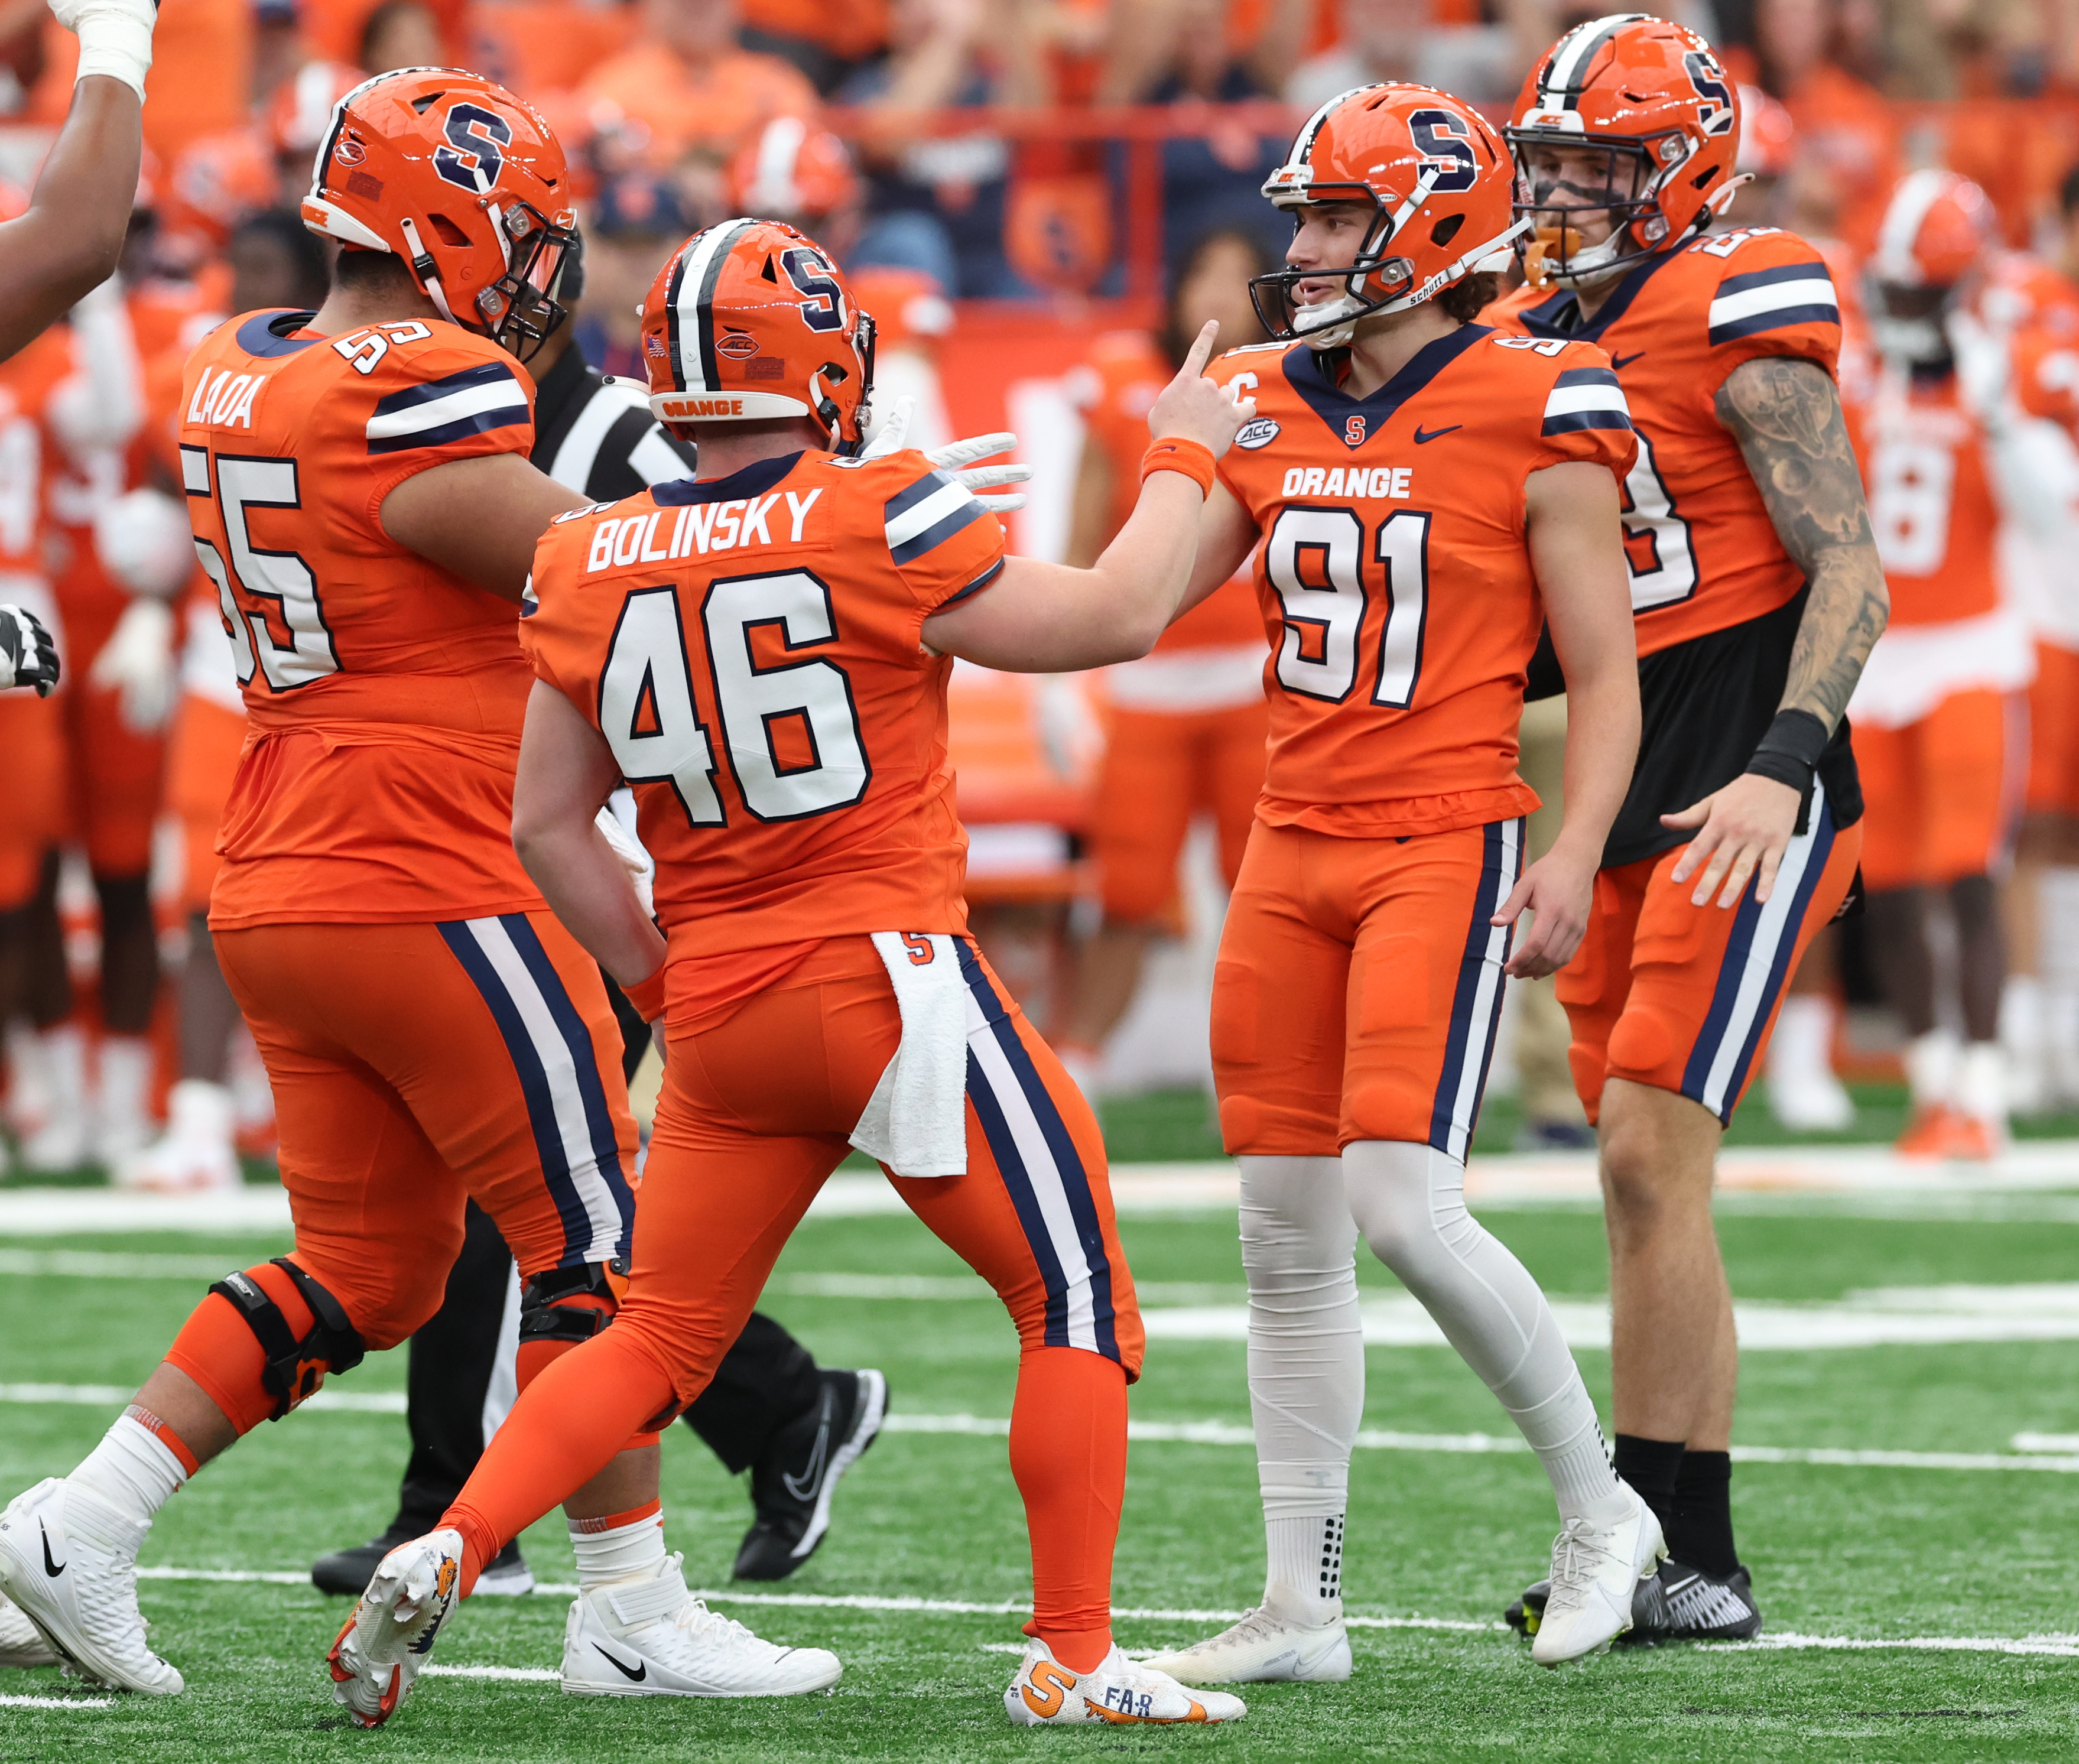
[599,572,870,827]
[1265,505,1431,709]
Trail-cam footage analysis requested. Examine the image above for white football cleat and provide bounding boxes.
[113,1080,242,1194]
[1004,1639,1247,1725]
[561,1554,840,1697]
[1530,1486,1666,1668]
[0,1586,60,1668]
[1139,1603,1351,1684]
[327,1528,462,1728]
[0,1477,181,1693]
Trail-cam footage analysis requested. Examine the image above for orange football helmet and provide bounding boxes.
[269,60,364,159]
[727,118,860,225]
[1252,83,1523,347]
[165,128,278,248]
[640,217,876,451]
[1867,169,1995,365]
[1736,84,1795,181]
[303,67,578,359]
[1508,14,1742,287]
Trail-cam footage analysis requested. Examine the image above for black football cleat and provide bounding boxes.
[1506,1560,1759,1645]
[314,1529,531,1597]
[732,1368,888,1581]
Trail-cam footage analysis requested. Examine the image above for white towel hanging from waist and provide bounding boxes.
[849,931,969,1177]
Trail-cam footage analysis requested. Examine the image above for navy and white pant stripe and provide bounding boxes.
[438,913,635,1267]
[1427,817,1523,1163]
[1682,780,1838,1122]
[955,940,1122,1363]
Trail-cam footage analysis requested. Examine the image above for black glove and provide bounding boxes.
[0,605,60,697]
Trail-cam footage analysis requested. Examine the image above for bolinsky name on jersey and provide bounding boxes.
[1279,464,1414,500]
[586,486,824,571]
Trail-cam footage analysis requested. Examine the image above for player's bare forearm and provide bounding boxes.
[512,683,666,985]
[1168,477,1256,621]
[0,78,141,363]
[1714,356,1889,732]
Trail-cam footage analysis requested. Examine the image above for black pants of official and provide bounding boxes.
[385,973,823,1536]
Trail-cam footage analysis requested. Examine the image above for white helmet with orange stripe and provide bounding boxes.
[1867,169,1995,366]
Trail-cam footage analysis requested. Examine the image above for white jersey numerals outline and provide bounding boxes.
[1264,505,1430,707]
[1618,427,1698,613]
[183,447,341,691]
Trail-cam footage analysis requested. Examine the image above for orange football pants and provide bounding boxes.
[2027,641,2079,817]
[1856,688,2022,892]
[1090,701,1268,921]
[1558,785,1863,1126]
[0,690,65,911]
[1211,817,1524,1159]
[187,912,636,1422]
[56,573,165,877]
[442,935,1141,1666]
[167,694,247,915]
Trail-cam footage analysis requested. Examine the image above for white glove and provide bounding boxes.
[0,604,60,696]
[861,395,1032,512]
[87,595,175,731]
[95,488,193,599]
[1948,309,2014,435]
[593,804,655,917]
[50,0,157,98]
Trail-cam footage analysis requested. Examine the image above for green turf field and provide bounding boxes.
[6,1163,2079,1763]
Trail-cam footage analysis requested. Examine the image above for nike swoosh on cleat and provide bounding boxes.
[1412,424,1461,444]
[40,1523,63,1577]
[782,1395,835,1503]
[1610,350,1645,370]
[593,1645,647,1682]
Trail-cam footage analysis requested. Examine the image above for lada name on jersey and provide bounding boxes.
[584,486,825,571]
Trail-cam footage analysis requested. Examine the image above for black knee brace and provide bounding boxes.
[518,1258,626,1349]
[207,1258,366,1419]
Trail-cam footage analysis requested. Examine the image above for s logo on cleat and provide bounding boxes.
[1019,1662,1074,1717]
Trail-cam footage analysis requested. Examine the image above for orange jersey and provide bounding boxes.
[1486,226,1843,657]
[1993,258,2079,436]
[1070,331,1260,654]
[0,329,69,581]
[1847,368,2000,626]
[1210,328,1636,839]
[180,309,543,929]
[522,446,1006,1019]
[576,46,818,164]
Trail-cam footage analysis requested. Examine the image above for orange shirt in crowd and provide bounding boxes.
[742,0,889,63]
[1848,368,2000,628]
[577,41,818,163]
[31,0,252,165]
[1781,63,1901,258]
[468,0,635,100]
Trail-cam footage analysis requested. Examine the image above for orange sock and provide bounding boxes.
[163,1262,317,1435]
[1011,1346,1126,1674]
[442,1328,675,1596]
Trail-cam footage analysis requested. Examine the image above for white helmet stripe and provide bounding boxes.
[749,116,808,215]
[1272,85,1382,187]
[669,216,759,395]
[1873,167,1952,285]
[1541,13,1649,108]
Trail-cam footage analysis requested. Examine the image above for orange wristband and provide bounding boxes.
[1141,437,1217,497]
[622,963,668,1025]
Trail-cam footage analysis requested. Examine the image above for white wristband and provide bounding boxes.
[74,8,154,98]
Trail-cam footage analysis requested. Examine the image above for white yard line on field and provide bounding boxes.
[0,1692,115,1710]
[423,1664,560,1682]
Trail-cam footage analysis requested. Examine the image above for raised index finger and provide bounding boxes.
[1176,319,1220,380]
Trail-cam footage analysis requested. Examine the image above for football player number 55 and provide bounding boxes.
[600,571,870,827]
[181,445,342,691]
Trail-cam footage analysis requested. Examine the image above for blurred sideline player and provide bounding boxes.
[1144,83,1655,1685]
[1054,228,1272,1091]
[1490,15,1883,1641]
[309,226,886,1597]
[0,70,816,1701]
[330,217,1251,1729]
[1847,172,2029,1159]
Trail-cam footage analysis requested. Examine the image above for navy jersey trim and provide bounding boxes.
[1282,323,1492,440]
[650,451,805,505]
[233,310,324,359]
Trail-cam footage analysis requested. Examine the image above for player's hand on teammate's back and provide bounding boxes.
[1493,838,1599,979]
[0,605,59,697]
[1662,772,1804,908]
[1149,321,1255,458]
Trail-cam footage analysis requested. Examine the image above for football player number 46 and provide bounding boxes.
[601,572,871,827]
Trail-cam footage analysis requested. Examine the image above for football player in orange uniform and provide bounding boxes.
[1848,173,2029,1158]
[329,219,1253,1729]
[1055,227,1273,1084]
[1487,15,1885,1642]
[0,71,822,1705]
[1132,85,1651,1684]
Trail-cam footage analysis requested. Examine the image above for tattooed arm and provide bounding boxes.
[1659,357,1888,909]
[1714,355,1889,730]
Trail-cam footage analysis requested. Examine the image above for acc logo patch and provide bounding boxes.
[333,135,367,167]
[1235,417,1279,450]
[716,331,760,360]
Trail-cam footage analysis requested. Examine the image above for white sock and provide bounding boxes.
[1341,1141,1628,1526]
[1957,1040,2008,1125]
[569,1503,666,1589]
[1768,994,1836,1085]
[43,1023,88,1119]
[1905,1028,1961,1109]
[71,1412,189,1528]
[98,1035,154,1131]
[1238,1155,1362,1624]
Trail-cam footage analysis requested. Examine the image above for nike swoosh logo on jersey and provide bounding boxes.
[594,1645,647,1682]
[782,1393,835,1503]
[1610,351,1645,371]
[40,1523,63,1578]
[1412,424,1461,444]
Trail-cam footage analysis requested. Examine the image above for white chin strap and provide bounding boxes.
[1296,216,1533,350]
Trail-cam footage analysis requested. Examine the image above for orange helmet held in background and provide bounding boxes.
[1866,169,1994,365]
[1508,14,1742,287]
[1736,83,1795,181]
[1252,82,1524,348]
[166,129,278,249]
[303,67,578,359]
[727,118,860,225]
[641,217,877,451]
[269,61,365,159]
